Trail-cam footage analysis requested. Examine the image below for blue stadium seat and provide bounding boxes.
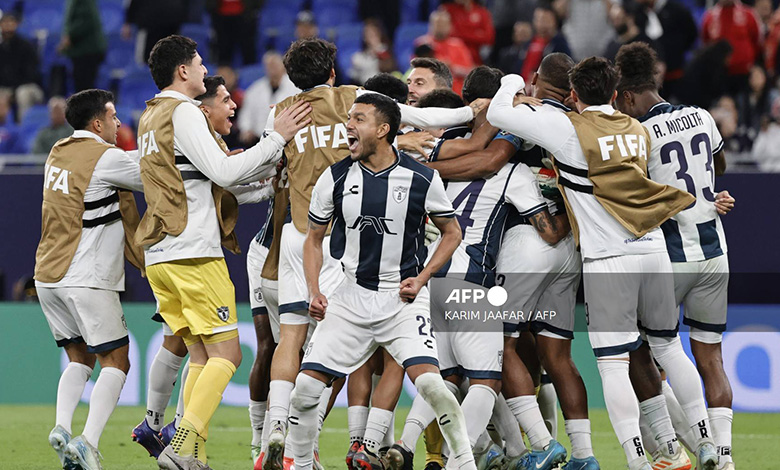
[312,0,358,10]
[99,3,125,32]
[260,4,298,32]
[238,63,266,90]
[394,22,427,64]
[119,77,158,111]
[266,27,297,53]
[315,6,358,31]
[335,22,363,52]
[180,23,211,55]
[18,6,64,37]
[19,105,49,131]
[337,47,359,78]
[98,0,125,6]
[0,125,19,154]
[400,0,425,24]
[104,33,136,70]
[115,105,137,128]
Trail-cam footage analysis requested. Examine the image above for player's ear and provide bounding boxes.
[377,122,390,141]
[531,72,539,86]
[570,89,578,104]
[611,89,618,104]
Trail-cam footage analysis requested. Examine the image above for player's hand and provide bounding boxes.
[501,74,526,91]
[469,98,491,119]
[397,131,435,159]
[512,95,543,108]
[400,276,426,303]
[274,100,312,142]
[226,148,244,156]
[309,292,328,321]
[715,190,735,215]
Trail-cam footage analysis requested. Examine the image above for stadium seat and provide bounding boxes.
[18,6,64,37]
[238,64,266,90]
[99,4,125,33]
[19,105,49,132]
[266,26,297,53]
[335,23,364,52]
[312,0,358,10]
[313,6,358,31]
[119,78,159,112]
[259,4,298,32]
[400,0,425,24]
[337,47,359,78]
[104,33,136,71]
[394,23,427,65]
[180,23,211,56]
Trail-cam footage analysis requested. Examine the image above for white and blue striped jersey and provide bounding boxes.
[309,149,455,291]
[639,102,727,262]
[435,161,547,287]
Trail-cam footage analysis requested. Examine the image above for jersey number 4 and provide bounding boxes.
[451,180,486,236]
[659,132,716,208]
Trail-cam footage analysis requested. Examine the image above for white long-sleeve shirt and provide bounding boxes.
[487,76,667,261]
[239,74,300,138]
[37,130,143,291]
[144,90,287,265]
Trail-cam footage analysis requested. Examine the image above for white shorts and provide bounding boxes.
[247,239,270,315]
[497,226,581,339]
[278,223,345,325]
[673,254,729,336]
[584,252,677,357]
[301,280,438,378]
[261,277,317,345]
[38,286,129,353]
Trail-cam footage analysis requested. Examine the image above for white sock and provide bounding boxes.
[348,405,370,445]
[382,409,396,448]
[492,394,527,458]
[649,337,713,449]
[268,380,295,429]
[708,407,733,465]
[461,385,497,447]
[538,380,558,437]
[146,347,184,431]
[261,408,272,452]
[565,419,594,459]
[400,394,436,450]
[639,395,679,458]
[315,385,333,452]
[364,408,394,454]
[639,411,660,455]
[249,400,267,448]
[56,363,93,434]
[174,360,188,427]
[660,380,696,452]
[416,373,476,470]
[505,395,552,451]
[288,374,326,470]
[83,367,126,448]
[596,358,645,465]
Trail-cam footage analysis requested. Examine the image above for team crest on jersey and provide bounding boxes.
[392,186,408,203]
[254,288,263,303]
[216,306,230,322]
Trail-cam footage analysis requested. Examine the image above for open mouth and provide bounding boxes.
[348,134,359,152]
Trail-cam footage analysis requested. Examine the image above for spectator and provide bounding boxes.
[208,0,261,66]
[349,19,397,85]
[635,0,698,102]
[701,0,762,96]
[488,0,536,64]
[31,97,73,155]
[60,0,106,92]
[296,11,320,40]
[736,64,773,151]
[215,65,244,148]
[679,39,733,109]
[752,95,780,171]
[603,1,662,62]
[560,0,614,61]
[414,9,474,93]
[238,51,300,145]
[519,6,570,83]
[441,0,495,64]
[122,0,186,65]
[0,90,18,153]
[755,0,773,34]
[711,95,741,154]
[0,12,44,121]
[497,21,533,75]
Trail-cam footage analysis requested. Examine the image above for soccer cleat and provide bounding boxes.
[132,419,166,458]
[720,463,735,470]
[502,452,534,470]
[424,462,444,470]
[475,443,506,470]
[347,441,363,470]
[527,439,567,470]
[49,425,82,470]
[160,421,178,447]
[283,456,295,470]
[263,421,286,470]
[563,456,601,470]
[695,443,718,470]
[157,445,211,470]
[386,443,414,470]
[353,445,388,470]
[65,435,103,470]
[651,447,691,470]
[254,451,265,470]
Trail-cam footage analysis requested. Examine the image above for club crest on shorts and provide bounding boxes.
[216,306,230,322]
[393,185,408,203]
[254,288,263,303]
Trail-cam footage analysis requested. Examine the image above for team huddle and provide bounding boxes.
[34,33,737,470]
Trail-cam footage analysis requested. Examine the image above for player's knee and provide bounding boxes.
[646,335,684,362]
[162,334,188,357]
[689,328,723,345]
[470,378,501,394]
[415,372,453,404]
[290,373,327,411]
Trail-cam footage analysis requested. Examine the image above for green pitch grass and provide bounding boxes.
[2,405,775,469]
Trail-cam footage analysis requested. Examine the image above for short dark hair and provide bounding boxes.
[410,57,453,89]
[538,52,575,91]
[416,89,465,109]
[196,75,227,102]
[148,35,199,90]
[353,93,401,144]
[615,42,658,94]
[284,38,337,90]
[462,66,503,103]
[568,57,620,106]
[364,73,409,103]
[65,89,115,130]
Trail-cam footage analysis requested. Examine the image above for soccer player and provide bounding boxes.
[615,43,736,470]
[136,35,310,470]
[262,38,487,470]
[487,60,719,470]
[36,88,144,470]
[290,92,474,470]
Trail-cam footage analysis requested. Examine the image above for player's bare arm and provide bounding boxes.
[529,209,570,245]
[434,115,500,161]
[714,149,727,176]
[397,131,436,156]
[428,138,516,181]
[273,99,313,142]
[400,216,461,303]
[303,218,329,320]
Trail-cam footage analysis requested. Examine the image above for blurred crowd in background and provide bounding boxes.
[1,0,779,171]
